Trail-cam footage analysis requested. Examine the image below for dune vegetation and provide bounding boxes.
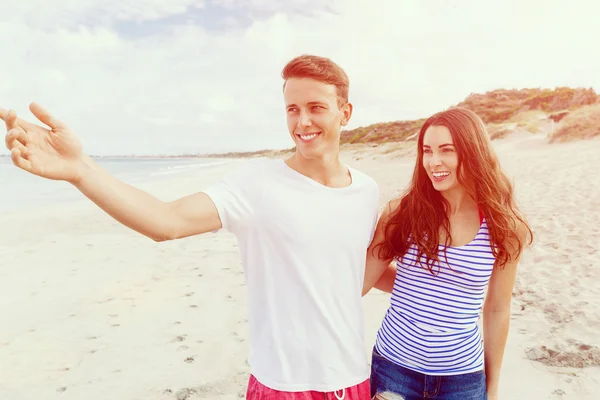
[341,87,599,145]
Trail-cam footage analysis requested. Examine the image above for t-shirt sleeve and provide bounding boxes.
[368,181,381,243]
[203,159,265,235]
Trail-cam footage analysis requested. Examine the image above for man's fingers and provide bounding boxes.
[1,106,50,132]
[29,102,66,130]
[2,109,18,133]
[5,128,27,150]
[10,139,28,157]
[10,147,33,172]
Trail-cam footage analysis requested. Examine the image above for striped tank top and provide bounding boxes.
[374,217,495,375]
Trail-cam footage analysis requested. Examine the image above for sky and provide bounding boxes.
[1,0,599,156]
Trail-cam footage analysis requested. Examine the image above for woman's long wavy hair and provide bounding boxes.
[375,107,532,274]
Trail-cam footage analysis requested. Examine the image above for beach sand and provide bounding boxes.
[1,134,599,399]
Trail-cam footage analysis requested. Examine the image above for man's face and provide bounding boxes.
[283,77,352,161]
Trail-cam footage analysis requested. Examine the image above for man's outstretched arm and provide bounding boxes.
[2,103,222,241]
[74,156,222,241]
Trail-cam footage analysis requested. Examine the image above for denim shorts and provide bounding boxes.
[370,347,487,400]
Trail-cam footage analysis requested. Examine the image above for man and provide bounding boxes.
[2,54,379,399]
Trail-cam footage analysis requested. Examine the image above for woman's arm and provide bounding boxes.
[482,221,528,398]
[373,262,397,294]
[362,200,398,296]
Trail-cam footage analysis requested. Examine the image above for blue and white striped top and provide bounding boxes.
[374,217,495,375]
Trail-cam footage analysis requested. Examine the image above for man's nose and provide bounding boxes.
[298,110,311,127]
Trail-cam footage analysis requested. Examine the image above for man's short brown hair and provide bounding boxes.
[281,54,350,106]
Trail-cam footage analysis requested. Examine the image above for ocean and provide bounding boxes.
[0,156,232,214]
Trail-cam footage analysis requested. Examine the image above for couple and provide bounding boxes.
[2,54,531,400]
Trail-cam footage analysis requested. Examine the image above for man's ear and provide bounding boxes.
[341,102,353,126]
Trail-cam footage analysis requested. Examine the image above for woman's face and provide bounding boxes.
[422,125,461,193]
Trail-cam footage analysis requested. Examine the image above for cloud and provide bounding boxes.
[1,0,599,155]
[6,0,206,28]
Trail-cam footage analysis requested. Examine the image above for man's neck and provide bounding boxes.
[286,151,351,188]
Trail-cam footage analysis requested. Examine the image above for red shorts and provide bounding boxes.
[245,374,371,399]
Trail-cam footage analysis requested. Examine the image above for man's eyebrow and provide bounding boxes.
[286,101,327,108]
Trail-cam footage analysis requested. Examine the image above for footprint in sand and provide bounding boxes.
[533,256,545,264]
[173,335,187,342]
[175,387,196,400]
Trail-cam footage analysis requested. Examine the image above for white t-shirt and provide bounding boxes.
[203,158,380,392]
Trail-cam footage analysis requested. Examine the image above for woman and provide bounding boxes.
[363,107,532,400]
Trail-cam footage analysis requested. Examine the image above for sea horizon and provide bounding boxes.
[0,157,236,214]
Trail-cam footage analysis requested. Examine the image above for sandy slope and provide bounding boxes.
[0,135,599,399]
